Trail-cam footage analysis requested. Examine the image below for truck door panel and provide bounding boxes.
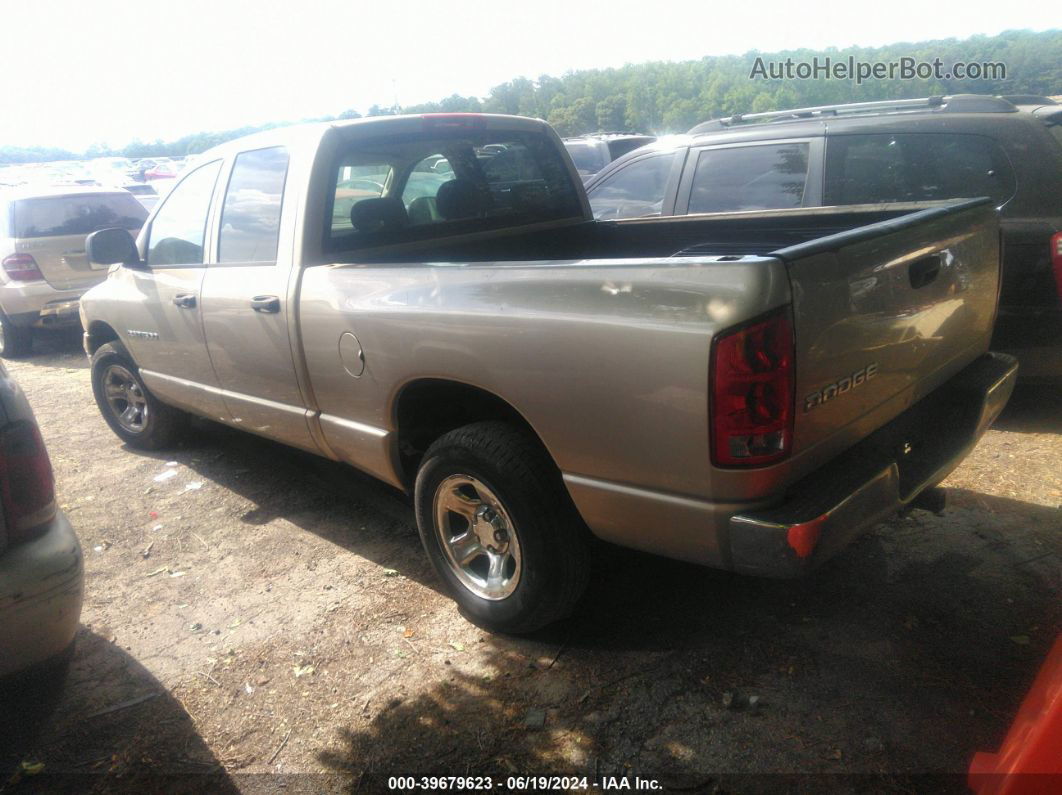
[199,146,318,452]
[124,159,227,419]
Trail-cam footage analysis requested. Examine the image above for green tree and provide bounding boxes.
[4,29,1059,165]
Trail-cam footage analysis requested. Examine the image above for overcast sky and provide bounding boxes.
[2,0,1057,150]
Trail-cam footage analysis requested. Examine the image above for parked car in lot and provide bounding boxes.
[80,113,1014,632]
[129,158,159,181]
[585,95,1062,380]
[0,361,84,680]
[0,186,148,357]
[563,132,656,181]
[122,182,160,211]
[143,161,179,182]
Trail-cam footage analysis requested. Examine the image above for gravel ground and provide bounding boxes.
[1,330,1060,793]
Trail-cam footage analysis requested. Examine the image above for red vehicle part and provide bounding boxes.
[968,634,1062,794]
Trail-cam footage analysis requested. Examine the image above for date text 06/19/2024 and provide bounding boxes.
[387,775,663,790]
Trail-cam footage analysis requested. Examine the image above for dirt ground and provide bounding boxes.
[1,330,1060,793]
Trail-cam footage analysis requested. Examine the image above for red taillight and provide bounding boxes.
[710,310,794,467]
[2,253,43,282]
[0,420,56,544]
[1051,232,1062,302]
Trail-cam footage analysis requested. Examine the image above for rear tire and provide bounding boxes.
[0,313,32,358]
[414,421,590,633]
[90,342,186,449]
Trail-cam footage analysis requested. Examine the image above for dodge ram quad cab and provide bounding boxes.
[79,113,1017,632]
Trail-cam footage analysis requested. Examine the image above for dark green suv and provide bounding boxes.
[584,95,1062,379]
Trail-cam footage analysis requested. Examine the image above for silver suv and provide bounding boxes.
[0,186,147,357]
[585,95,1062,380]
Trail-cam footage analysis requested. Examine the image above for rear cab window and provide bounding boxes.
[824,133,1016,206]
[325,126,582,253]
[11,193,147,238]
[685,143,811,214]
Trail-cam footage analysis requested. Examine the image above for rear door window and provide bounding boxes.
[12,193,147,238]
[687,143,810,214]
[146,160,222,267]
[589,153,677,220]
[218,147,289,264]
[824,133,1016,206]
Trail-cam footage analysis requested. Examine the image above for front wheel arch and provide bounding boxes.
[84,320,121,357]
[90,341,186,450]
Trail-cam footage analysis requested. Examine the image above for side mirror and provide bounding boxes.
[87,228,144,269]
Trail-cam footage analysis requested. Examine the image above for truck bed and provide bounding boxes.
[306,197,999,499]
[332,201,963,264]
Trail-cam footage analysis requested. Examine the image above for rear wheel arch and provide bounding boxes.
[392,378,559,490]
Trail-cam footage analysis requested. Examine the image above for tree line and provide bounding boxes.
[2,29,1058,164]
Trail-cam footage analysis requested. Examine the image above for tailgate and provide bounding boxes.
[15,233,109,291]
[774,199,1001,459]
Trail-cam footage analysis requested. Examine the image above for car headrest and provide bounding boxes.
[350,197,408,237]
[435,179,485,220]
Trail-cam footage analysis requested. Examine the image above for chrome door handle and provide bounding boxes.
[172,293,197,308]
[250,295,280,313]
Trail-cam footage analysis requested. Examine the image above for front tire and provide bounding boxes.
[0,313,33,358]
[414,421,590,633]
[90,342,186,449]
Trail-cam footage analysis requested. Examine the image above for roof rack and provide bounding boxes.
[1001,94,1059,106]
[688,94,1018,134]
[563,131,653,140]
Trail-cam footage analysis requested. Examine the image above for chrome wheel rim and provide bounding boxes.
[102,364,149,433]
[433,474,521,600]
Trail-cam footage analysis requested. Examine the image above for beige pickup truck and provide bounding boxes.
[80,113,1016,632]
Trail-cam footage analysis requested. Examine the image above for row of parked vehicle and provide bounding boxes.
[1,156,186,189]
[566,94,1062,381]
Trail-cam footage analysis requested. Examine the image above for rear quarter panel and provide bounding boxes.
[298,257,792,497]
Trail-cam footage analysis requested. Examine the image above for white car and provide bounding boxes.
[0,361,83,679]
